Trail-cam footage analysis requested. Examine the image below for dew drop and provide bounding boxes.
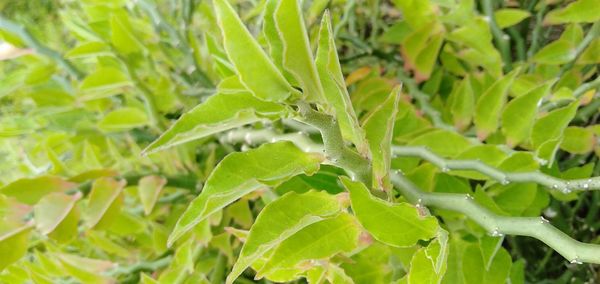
[501,179,510,185]
[244,133,252,144]
[570,258,582,265]
[540,216,549,224]
[441,167,450,173]
[465,194,474,200]
[551,184,559,190]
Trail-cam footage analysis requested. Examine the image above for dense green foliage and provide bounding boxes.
[1,0,600,283]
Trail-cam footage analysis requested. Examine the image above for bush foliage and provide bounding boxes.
[1,0,599,283]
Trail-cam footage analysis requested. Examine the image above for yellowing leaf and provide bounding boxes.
[214,0,297,102]
[137,175,167,215]
[0,176,77,205]
[561,127,595,154]
[362,87,401,190]
[84,178,126,229]
[34,192,81,235]
[341,177,438,247]
[227,190,343,284]
[255,213,360,279]
[168,142,324,246]
[0,223,33,270]
[143,92,287,154]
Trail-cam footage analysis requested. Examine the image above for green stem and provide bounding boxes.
[0,16,83,79]
[393,146,600,193]
[297,104,371,183]
[210,253,227,284]
[481,0,512,71]
[526,3,547,63]
[391,173,600,265]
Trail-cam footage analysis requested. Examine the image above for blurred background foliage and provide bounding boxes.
[0,0,599,283]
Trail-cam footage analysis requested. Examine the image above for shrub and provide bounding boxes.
[0,0,599,283]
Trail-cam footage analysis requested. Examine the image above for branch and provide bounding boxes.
[481,0,512,71]
[391,173,600,265]
[396,70,455,131]
[223,127,600,265]
[0,16,83,79]
[393,146,600,193]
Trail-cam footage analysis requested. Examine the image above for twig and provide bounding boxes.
[392,146,600,193]
[391,173,600,265]
[0,16,83,79]
[481,0,512,71]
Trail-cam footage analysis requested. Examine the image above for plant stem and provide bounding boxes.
[393,146,600,192]
[391,173,600,265]
[481,0,512,71]
[0,16,83,79]
[297,103,372,183]
[559,21,600,76]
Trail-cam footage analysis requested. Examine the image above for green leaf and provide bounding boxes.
[407,232,449,284]
[227,190,343,284]
[65,41,112,59]
[531,101,579,149]
[362,87,401,190]
[578,38,600,64]
[544,0,600,24]
[34,192,81,235]
[255,213,360,279]
[341,243,392,284]
[0,176,77,205]
[448,76,475,131]
[213,0,297,102]
[560,126,595,154]
[479,235,504,270]
[462,245,512,284]
[273,0,325,102]
[168,141,324,246]
[474,69,519,139]
[84,178,126,229]
[98,107,148,132]
[143,92,287,154]
[414,32,444,82]
[110,11,145,54]
[0,224,33,270]
[533,40,575,65]
[341,177,438,247]
[494,9,531,29]
[501,82,551,147]
[408,129,472,157]
[316,12,368,155]
[493,183,538,216]
[79,67,132,99]
[137,175,167,215]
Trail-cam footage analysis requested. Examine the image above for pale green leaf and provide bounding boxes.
[34,192,81,235]
[98,107,149,132]
[544,0,600,24]
[531,101,578,149]
[501,82,551,147]
[227,190,343,284]
[474,69,519,139]
[214,0,297,102]
[0,224,33,270]
[274,0,325,102]
[255,213,361,279]
[362,87,401,190]
[65,41,111,59]
[168,141,324,246]
[316,12,368,155]
[79,67,132,99]
[408,129,472,157]
[84,178,126,229]
[560,126,595,154]
[494,9,531,28]
[137,175,167,215]
[341,177,438,247]
[533,40,576,65]
[0,176,76,205]
[143,92,287,154]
